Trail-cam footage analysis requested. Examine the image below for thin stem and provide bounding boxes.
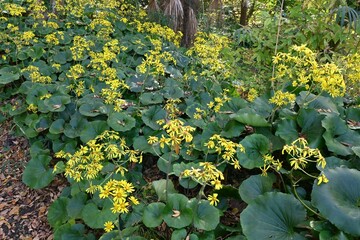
[292,183,323,218]
[271,0,285,89]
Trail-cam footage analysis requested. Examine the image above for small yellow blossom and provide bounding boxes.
[208,193,220,206]
[104,221,115,232]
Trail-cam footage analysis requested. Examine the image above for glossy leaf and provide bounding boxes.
[237,134,270,169]
[108,112,136,132]
[142,202,165,228]
[162,194,193,229]
[230,108,270,127]
[239,174,275,204]
[241,192,306,240]
[312,167,360,236]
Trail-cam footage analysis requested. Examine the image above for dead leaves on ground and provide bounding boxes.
[0,120,66,239]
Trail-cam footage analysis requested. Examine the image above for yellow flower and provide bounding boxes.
[208,193,220,206]
[129,196,140,205]
[104,221,115,233]
[317,174,329,185]
[147,136,159,145]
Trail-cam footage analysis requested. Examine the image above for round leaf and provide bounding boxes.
[142,202,166,228]
[108,112,136,132]
[241,192,306,240]
[48,197,69,227]
[81,202,117,229]
[188,199,220,231]
[80,120,109,143]
[239,174,275,204]
[237,134,270,169]
[79,102,108,117]
[230,109,270,127]
[141,106,166,130]
[312,167,360,236]
[22,154,54,189]
[139,92,164,105]
[162,194,193,229]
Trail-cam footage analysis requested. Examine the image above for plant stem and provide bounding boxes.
[271,0,285,90]
[292,182,322,218]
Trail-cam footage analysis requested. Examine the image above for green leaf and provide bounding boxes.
[54,223,95,240]
[99,231,121,240]
[312,167,360,236]
[49,119,65,134]
[322,114,360,156]
[67,192,88,219]
[152,179,177,202]
[80,120,109,143]
[296,92,340,114]
[141,106,166,130]
[221,119,244,138]
[173,162,199,189]
[0,66,20,85]
[171,229,187,240]
[140,92,164,105]
[163,194,193,229]
[162,86,184,99]
[53,161,66,174]
[64,112,88,138]
[22,154,54,189]
[157,152,178,174]
[239,174,275,204]
[237,134,270,169]
[276,118,298,144]
[188,199,220,231]
[296,109,325,148]
[107,112,136,132]
[132,135,160,155]
[241,192,306,240]
[142,202,166,228]
[48,197,70,227]
[230,108,270,127]
[79,102,108,117]
[81,201,117,229]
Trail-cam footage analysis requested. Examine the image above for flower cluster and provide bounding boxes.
[70,36,95,61]
[338,53,360,98]
[137,38,177,76]
[133,20,183,47]
[182,162,224,190]
[187,32,231,78]
[98,179,139,214]
[3,3,26,16]
[273,44,346,98]
[260,154,282,176]
[55,130,142,182]
[21,65,52,84]
[269,90,296,107]
[282,138,328,185]
[205,134,245,169]
[45,31,64,45]
[206,90,231,113]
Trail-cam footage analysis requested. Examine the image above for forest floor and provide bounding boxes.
[0,119,66,240]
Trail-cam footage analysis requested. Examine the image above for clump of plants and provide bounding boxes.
[0,0,360,239]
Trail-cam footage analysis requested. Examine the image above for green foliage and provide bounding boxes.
[1,0,359,239]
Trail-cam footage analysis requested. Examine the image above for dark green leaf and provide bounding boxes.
[312,167,360,236]
[241,192,306,240]
[237,134,270,169]
[142,202,165,228]
[22,154,54,189]
[239,174,275,204]
[162,194,193,229]
[107,112,136,132]
[48,197,69,227]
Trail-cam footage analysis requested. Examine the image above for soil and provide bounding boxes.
[0,120,66,240]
